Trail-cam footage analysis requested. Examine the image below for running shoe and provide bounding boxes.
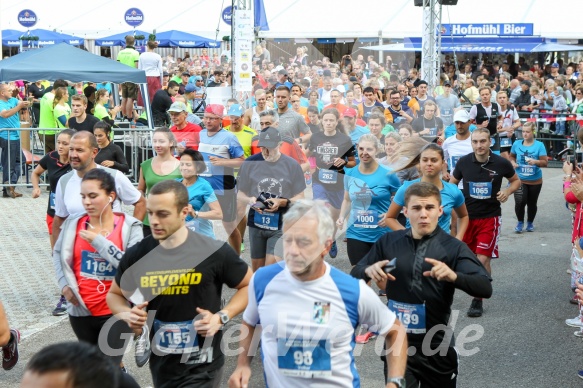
[514,222,524,234]
[566,316,583,327]
[329,241,338,259]
[574,330,583,338]
[134,325,151,368]
[355,332,377,344]
[2,329,20,370]
[526,222,535,232]
[578,370,583,379]
[467,298,483,318]
[52,295,67,316]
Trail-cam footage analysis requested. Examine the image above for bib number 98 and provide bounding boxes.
[294,350,313,366]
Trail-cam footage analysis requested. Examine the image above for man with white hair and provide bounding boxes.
[229,200,408,388]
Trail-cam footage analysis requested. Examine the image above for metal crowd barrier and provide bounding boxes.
[0,127,154,189]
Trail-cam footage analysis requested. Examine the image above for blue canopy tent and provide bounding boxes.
[94,30,150,47]
[1,29,84,47]
[364,37,583,53]
[0,43,152,128]
[155,30,220,48]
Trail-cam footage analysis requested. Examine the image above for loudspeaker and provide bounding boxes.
[438,0,458,4]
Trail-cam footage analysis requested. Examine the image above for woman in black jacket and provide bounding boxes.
[93,121,129,173]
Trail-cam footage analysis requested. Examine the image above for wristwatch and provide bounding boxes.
[217,311,230,324]
[387,377,406,388]
[194,210,199,218]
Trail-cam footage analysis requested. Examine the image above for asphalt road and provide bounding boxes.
[0,167,580,387]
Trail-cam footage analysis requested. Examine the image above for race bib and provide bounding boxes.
[153,319,199,354]
[49,192,55,210]
[500,137,512,147]
[277,338,331,378]
[468,181,492,199]
[442,109,452,116]
[450,156,461,170]
[80,250,115,281]
[186,218,201,233]
[388,300,426,334]
[427,127,437,136]
[254,211,279,230]
[520,165,535,177]
[318,169,338,184]
[353,209,379,229]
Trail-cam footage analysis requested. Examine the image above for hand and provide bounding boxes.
[100,160,114,168]
[78,229,98,244]
[423,258,457,282]
[32,187,41,198]
[209,156,224,166]
[193,307,223,337]
[364,260,396,283]
[176,144,186,154]
[125,302,148,331]
[511,160,518,169]
[19,100,30,108]
[62,285,80,307]
[228,366,252,388]
[336,217,345,228]
[378,213,388,227]
[576,281,583,301]
[247,196,257,207]
[332,158,346,168]
[527,158,537,166]
[563,160,574,176]
[496,189,510,203]
[264,198,285,213]
[442,171,451,181]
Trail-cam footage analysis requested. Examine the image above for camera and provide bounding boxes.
[253,192,276,210]
[382,258,397,274]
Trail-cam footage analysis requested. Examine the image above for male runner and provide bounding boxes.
[67,95,99,132]
[229,200,408,388]
[449,128,520,317]
[352,182,492,386]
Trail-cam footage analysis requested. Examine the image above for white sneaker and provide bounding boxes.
[565,317,583,327]
[574,330,583,337]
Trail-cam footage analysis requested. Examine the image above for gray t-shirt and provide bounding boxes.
[435,94,460,126]
[278,109,310,139]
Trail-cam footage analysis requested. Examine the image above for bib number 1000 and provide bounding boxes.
[294,350,313,366]
[356,214,375,223]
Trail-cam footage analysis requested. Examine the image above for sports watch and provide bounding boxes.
[386,377,406,388]
[217,311,230,324]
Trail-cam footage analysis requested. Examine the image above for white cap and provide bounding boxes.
[453,110,471,123]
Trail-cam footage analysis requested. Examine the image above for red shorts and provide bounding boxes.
[463,216,501,258]
[46,214,54,235]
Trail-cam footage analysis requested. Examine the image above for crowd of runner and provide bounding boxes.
[1,37,582,386]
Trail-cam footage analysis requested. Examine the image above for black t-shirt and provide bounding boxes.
[115,231,249,384]
[452,152,516,219]
[28,83,45,100]
[67,114,100,133]
[411,116,444,141]
[39,151,72,217]
[151,89,173,126]
[238,153,306,230]
[307,122,321,136]
[309,130,355,191]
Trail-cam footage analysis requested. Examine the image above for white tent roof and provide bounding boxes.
[1,0,582,40]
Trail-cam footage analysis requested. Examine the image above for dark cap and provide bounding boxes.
[163,71,169,76]
[349,76,358,82]
[182,72,190,76]
[323,69,332,77]
[258,127,281,148]
[444,81,452,87]
[521,80,532,87]
[278,69,288,76]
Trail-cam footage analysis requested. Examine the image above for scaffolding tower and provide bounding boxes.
[420,0,442,94]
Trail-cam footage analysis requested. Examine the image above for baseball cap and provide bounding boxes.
[83,86,96,98]
[444,81,452,87]
[251,72,256,77]
[193,76,203,82]
[227,104,244,117]
[521,80,532,87]
[278,69,288,76]
[182,72,190,76]
[204,104,224,117]
[343,108,357,118]
[184,84,196,93]
[257,127,281,148]
[323,69,332,77]
[453,110,471,123]
[163,71,169,76]
[534,60,539,64]
[168,101,188,113]
[552,62,560,68]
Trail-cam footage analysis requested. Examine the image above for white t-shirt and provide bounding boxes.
[54,166,141,218]
[442,135,473,188]
[138,51,163,79]
[499,107,520,137]
[243,262,396,388]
